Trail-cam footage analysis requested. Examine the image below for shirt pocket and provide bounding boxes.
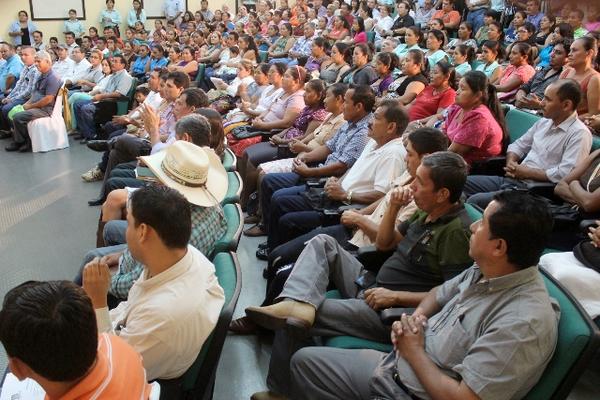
[430,314,473,368]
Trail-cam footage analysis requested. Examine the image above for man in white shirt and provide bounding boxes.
[52,44,75,81]
[374,5,394,46]
[82,183,225,381]
[65,32,78,57]
[163,0,185,24]
[63,46,90,87]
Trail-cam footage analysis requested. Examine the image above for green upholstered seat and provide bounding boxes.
[222,147,237,172]
[505,108,541,143]
[211,203,243,257]
[222,171,242,204]
[116,78,138,115]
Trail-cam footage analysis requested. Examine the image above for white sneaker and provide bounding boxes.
[81,166,104,182]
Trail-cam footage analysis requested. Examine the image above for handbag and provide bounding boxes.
[574,241,600,272]
[231,125,268,140]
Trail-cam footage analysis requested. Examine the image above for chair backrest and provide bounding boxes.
[52,86,65,117]
[366,31,375,44]
[524,269,600,400]
[211,203,244,257]
[592,137,600,152]
[222,171,242,204]
[505,107,541,144]
[464,203,483,223]
[117,78,138,115]
[180,251,242,399]
[222,147,237,172]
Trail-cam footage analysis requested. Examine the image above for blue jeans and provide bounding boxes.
[0,98,26,130]
[104,220,128,246]
[260,172,303,231]
[74,99,98,139]
[467,8,487,35]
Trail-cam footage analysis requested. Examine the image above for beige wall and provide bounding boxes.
[0,0,236,45]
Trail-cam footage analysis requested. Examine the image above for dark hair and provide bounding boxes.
[455,44,475,64]
[0,281,97,382]
[152,44,165,56]
[521,21,536,36]
[195,108,225,158]
[135,86,150,97]
[328,82,348,99]
[240,34,260,61]
[407,48,426,73]
[554,79,582,110]
[336,15,351,30]
[181,87,209,108]
[484,9,501,20]
[281,22,293,35]
[420,151,468,203]
[174,113,212,147]
[482,40,504,59]
[271,62,287,76]
[434,60,457,90]
[167,70,191,89]
[18,10,28,17]
[358,2,372,18]
[488,21,505,41]
[112,54,128,67]
[354,16,365,33]
[376,52,399,73]
[313,36,329,52]
[33,30,43,37]
[406,26,424,46]
[306,79,327,107]
[459,21,473,36]
[514,10,527,21]
[427,29,445,48]
[287,65,308,83]
[65,31,75,39]
[130,185,192,248]
[68,8,77,14]
[50,36,59,43]
[489,191,553,269]
[462,71,507,149]
[228,31,240,42]
[575,36,599,55]
[512,42,533,65]
[407,127,449,154]
[555,22,574,39]
[333,42,352,64]
[378,99,409,136]
[257,62,271,75]
[348,84,376,112]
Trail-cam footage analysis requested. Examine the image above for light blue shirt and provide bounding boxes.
[426,49,449,70]
[163,0,185,19]
[0,54,24,92]
[127,9,147,27]
[8,20,36,46]
[99,9,122,28]
[64,19,85,37]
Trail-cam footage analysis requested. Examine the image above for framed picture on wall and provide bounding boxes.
[144,0,189,19]
[29,0,85,21]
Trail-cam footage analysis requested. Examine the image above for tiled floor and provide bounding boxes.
[0,138,599,399]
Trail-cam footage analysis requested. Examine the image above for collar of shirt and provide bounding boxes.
[471,264,539,293]
[550,111,579,133]
[414,202,466,227]
[347,112,372,130]
[138,245,193,289]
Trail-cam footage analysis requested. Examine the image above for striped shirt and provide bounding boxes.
[7,64,39,101]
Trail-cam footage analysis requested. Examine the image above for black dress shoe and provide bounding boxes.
[0,131,12,139]
[86,140,109,152]
[256,247,269,261]
[88,197,105,206]
[258,241,269,250]
[5,142,21,152]
[18,144,31,152]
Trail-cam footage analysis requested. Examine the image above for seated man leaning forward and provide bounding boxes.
[0,280,159,399]
[464,79,592,209]
[82,183,225,381]
[290,191,560,400]
[247,151,474,399]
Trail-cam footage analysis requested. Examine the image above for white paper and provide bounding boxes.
[0,373,45,400]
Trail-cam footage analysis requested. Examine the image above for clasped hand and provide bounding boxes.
[324,177,346,201]
[391,313,428,358]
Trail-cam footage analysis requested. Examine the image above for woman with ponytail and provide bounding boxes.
[407,60,457,121]
[442,71,506,165]
[495,42,536,102]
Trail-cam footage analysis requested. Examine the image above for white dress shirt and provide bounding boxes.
[341,137,407,194]
[52,57,75,81]
[64,58,91,84]
[95,245,225,380]
[507,112,592,183]
[163,0,185,19]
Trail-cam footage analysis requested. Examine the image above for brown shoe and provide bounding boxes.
[244,224,267,237]
[250,391,288,400]
[244,214,261,224]
[245,300,315,332]
[228,316,258,334]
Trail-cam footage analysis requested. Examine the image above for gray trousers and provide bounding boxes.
[12,109,51,145]
[464,175,527,210]
[267,235,394,395]
[290,347,411,400]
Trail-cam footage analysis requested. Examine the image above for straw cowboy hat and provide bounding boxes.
[140,141,227,207]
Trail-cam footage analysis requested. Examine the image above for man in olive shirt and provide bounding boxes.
[291,191,559,400]
[247,152,473,400]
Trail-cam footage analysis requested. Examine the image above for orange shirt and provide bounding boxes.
[48,334,154,400]
[431,10,461,27]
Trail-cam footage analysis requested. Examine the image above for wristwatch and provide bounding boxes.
[346,190,353,204]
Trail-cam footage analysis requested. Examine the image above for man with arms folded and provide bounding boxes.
[83,183,225,381]
[464,79,592,209]
[290,191,560,400]
[0,280,159,399]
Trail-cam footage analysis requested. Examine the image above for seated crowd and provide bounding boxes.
[1,0,600,399]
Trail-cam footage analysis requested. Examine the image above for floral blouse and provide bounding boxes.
[283,106,330,139]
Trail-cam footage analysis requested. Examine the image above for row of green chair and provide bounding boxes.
[323,203,600,399]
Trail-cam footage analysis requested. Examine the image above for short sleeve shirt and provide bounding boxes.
[324,113,371,168]
[30,70,62,113]
[408,85,456,121]
[263,90,305,123]
[444,104,504,164]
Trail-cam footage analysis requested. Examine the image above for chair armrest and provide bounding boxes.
[580,219,598,233]
[526,182,557,199]
[356,245,395,273]
[338,204,367,213]
[380,307,417,326]
[305,178,328,189]
[470,156,506,176]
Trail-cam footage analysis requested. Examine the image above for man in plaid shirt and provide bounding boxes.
[0,46,39,135]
